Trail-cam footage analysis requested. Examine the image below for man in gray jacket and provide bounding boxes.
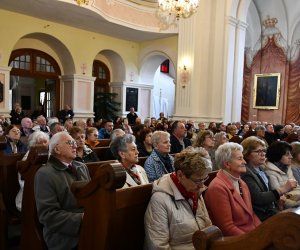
[34,131,91,250]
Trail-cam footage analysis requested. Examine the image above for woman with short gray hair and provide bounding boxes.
[144,131,174,182]
[204,142,261,236]
[110,134,148,187]
[144,146,212,249]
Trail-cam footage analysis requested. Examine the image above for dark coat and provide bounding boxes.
[241,164,279,221]
[170,134,191,154]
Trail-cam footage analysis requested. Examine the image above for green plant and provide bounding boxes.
[94,92,121,120]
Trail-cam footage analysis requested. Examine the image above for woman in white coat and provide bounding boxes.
[144,146,212,250]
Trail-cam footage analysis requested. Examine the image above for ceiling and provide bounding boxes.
[0,0,176,42]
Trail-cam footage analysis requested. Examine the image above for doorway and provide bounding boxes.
[9,49,61,118]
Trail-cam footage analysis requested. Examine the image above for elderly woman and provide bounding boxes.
[193,130,217,170]
[4,125,28,154]
[16,131,49,211]
[144,131,174,182]
[136,128,153,157]
[110,134,148,187]
[69,126,99,163]
[291,142,300,183]
[214,131,229,149]
[241,136,296,221]
[85,127,101,149]
[144,147,212,250]
[204,142,261,236]
[265,141,300,208]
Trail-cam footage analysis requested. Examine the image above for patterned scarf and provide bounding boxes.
[126,165,141,185]
[170,172,198,215]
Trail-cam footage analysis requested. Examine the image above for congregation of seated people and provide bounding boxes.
[3,103,300,249]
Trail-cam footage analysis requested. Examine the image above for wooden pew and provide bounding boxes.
[95,139,111,147]
[85,160,118,178]
[0,136,25,250]
[72,163,153,250]
[17,146,48,250]
[138,156,148,167]
[17,148,118,250]
[193,207,300,250]
[92,146,111,161]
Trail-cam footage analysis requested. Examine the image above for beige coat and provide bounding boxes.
[144,174,211,250]
[122,164,149,188]
[265,161,300,208]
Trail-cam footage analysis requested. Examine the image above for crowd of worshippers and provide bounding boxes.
[2,104,300,249]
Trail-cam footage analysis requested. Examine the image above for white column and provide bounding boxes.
[223,16,238,123]
[61,74,95,120]
[0,66,12,117]
[231,20,248,122]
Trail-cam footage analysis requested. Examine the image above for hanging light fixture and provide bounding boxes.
[75,0,89,6]
[158,0,199,20]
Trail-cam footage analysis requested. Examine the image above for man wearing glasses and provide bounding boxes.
[35,131,91,250]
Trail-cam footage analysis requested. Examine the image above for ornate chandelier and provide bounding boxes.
[75,0,89,5]
[158,0,200,20]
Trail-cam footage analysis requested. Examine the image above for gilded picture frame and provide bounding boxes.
[253,73,281,109]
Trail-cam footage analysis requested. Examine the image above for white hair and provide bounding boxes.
[215,142,243,169]
[28,131,49,148]
[49,131,70,154]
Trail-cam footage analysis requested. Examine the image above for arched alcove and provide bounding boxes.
[140,52,175,118]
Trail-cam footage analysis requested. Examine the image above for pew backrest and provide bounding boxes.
[92,146,111,161]
[17,146,48,250]
[96,139,111,147]
[193,207,300,250]
[72,162,153,250]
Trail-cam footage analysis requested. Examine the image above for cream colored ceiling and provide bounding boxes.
[0,0,296,43]
[0,0,172,42]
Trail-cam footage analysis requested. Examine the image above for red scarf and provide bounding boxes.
[170,172,198,215]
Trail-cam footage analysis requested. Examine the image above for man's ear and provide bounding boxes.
[54,145,60,155]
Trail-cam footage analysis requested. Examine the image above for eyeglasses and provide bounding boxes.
[252,149,266,154]
[10,129,20,133]
[65,140,77,147]
[189,176,209,185]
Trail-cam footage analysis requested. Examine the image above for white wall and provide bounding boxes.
[152,68,175,119]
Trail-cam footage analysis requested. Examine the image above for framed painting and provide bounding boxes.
[253,73,281,109]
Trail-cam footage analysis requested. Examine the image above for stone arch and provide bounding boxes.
[14,32,75,75]
[95,50,126,83]
[139,51,176,118]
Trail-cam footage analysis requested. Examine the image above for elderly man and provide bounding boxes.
[32,115,50,134]
[98,119,114,139]
[34,131,91,250]
[110,134,148,187]
[170,120,191,154]
[20,117,33,137]
[204,142,261,236]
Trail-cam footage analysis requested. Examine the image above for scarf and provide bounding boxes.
[170,172,198,215]
[126,165,141,185]
[274,161,288,174]
[155,149,173,173]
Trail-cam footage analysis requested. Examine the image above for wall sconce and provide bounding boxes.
[180,65,190,88]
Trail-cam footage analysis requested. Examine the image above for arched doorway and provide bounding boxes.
[9,49,61,118]
[92,60,111,118]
